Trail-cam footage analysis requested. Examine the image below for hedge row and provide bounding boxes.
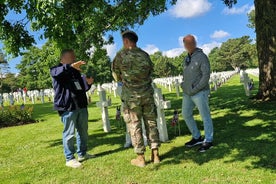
[0,105,36,128]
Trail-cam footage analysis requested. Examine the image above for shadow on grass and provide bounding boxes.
[45,122,126,157]
[42,78,276,171]
[88,118,102,123]
[159,81,276,171]
[32,102,56,120]
[88,127,126,157]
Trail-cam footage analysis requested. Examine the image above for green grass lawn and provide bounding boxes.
[0,75,275,184]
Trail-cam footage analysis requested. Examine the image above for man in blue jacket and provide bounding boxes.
[181,35,214,152]
[50,49,94,168]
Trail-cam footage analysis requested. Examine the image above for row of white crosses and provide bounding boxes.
[0,89,55,106]
[153,76,183,98]
[246,68,259,77]
[99,82,120,98]
[153,71,236,98]
[153,73,237,105]
[209,71,237,91]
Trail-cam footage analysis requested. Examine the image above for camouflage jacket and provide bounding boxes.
[112,47,154,100]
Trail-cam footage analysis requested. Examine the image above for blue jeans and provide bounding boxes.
[61,108,88,161]
[182,90,214,142]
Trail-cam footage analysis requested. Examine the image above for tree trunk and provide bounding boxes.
[254,0,276,101]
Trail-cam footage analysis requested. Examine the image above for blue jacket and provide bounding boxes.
[50,63,91,113]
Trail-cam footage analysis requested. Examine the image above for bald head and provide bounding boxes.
[183,34,197,54]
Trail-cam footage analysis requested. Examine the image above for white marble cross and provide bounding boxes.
[14,92,19,103]
[8,93,14,105]
[240,70,251,96]
[168,82,172,92]
[213,75,218,91]
[23,92,27,104]
[175,79,180,98]
[30,91,35,104]
[96,85,111,132]
[40,90,45,104]
[112,81,117,98]
[153,84,171,142]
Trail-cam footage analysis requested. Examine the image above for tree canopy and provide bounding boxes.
[16,41,60,90]
[15,41,112,90]
[209,36,258,71]
[150,51,186,78]
[0,0,177,57]
[0,0,237,57]
[1,0,275,100]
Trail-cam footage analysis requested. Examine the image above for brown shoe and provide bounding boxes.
[131,154,146,167]
[151,148,160,164]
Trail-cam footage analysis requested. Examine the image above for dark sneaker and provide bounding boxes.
[185,136,204,148]
[198,142,213,152]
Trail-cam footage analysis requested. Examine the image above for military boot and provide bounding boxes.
[131,154,146,167]
[151,148,160,164]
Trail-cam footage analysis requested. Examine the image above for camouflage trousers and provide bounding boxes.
[122,94,160,154]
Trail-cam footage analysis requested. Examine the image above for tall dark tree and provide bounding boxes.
[150,52,177,78]
[17,42,60,90]
[219,36,253,69]
[209,47,230,72]
[1,73,19,92]
[0,52,9,93]
[208,37,257,72]
[84,48,112,84]
[17,41,112,88]
[172,52,187,75]
[247,9,255,29]
[224,0,276,101]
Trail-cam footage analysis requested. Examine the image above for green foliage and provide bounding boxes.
[16,41,112,89]
[209,47,231,72]
[222,0,237,7]
[16,41,60,90]
[1,73,19,92]
[0,0,177,57]
[247,9,255,29]
[83,48,112,84]
[150,36,257,75]
[150,51,186,78]
[171,52,187,75]
[151,52,174,77]
[209,36,258,72]
[0,105,35,128]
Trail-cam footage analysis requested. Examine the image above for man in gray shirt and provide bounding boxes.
[181,35,214,152]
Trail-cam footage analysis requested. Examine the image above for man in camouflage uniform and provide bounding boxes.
[112,31,160,167]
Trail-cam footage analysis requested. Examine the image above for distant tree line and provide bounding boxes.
[150,36,257,78]
[0,36,257,92]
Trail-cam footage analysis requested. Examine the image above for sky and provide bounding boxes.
[1,0,255,73]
